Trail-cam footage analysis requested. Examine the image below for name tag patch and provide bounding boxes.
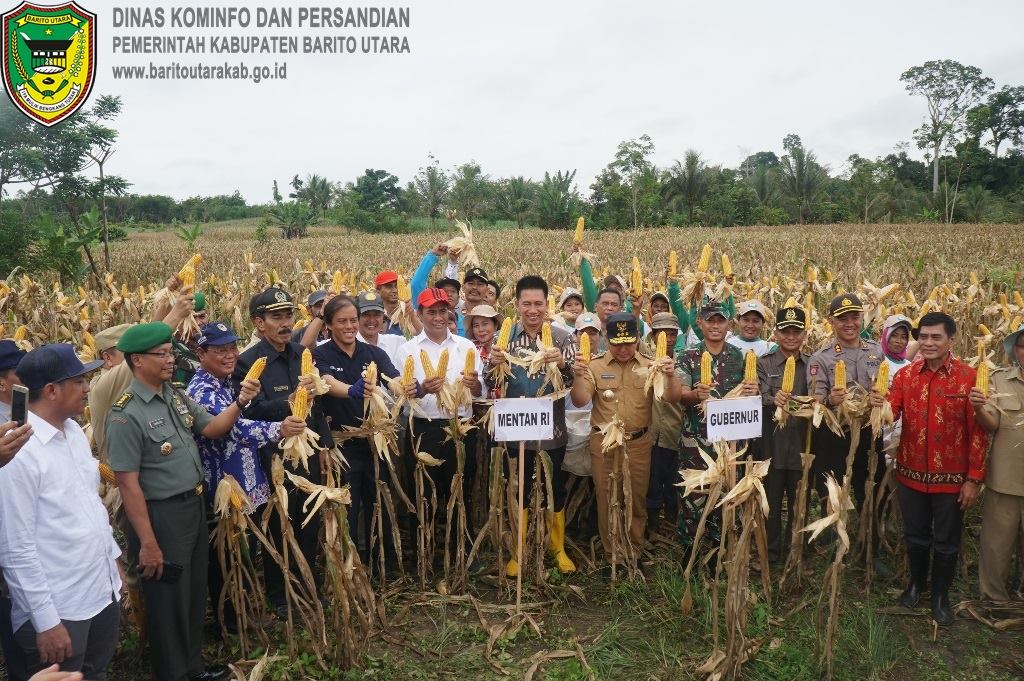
[273,385,290,393]
[148,418,166,429]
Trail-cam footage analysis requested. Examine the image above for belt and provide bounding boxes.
[158,483,205,503]
[592,427,648,442]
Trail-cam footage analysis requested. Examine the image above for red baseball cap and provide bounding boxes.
[417,287,450,309]
[374,270,398,287]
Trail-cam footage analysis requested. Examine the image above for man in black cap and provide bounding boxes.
[232,287,332,618]
[0,344,121,680]
[292,290,330,345]
[756,306,811,563]
[807,293,888,573]
[462,267,489,311]
[0,340,31,467]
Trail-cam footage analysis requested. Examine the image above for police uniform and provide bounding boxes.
[105,323,217,681]
[756,306,810,562]
[574,313,655,558]
[232,287,331,611]
[806,294,885,536]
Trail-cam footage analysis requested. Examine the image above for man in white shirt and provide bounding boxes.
[0,344,122,680]
[727,299,777,357]
[355,291,405,365]
[395,288,483,563]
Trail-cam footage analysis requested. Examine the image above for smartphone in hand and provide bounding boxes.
[11,385,28,426]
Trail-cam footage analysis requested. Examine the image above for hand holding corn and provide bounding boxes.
[280,415,307,438]
[238,379,260,405]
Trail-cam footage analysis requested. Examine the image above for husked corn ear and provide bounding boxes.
[496,318,513,350]
[178,254,201,278]
[783,296,797,309]
[398,276,411,302]
[230,489,246,510]
[970,271,980,286]
[82,331,96,351]
[875,362,890,396]
[179,268,195,289]
[630,267,643,295]
[301,348,313,375]
[548,295,556,315]
[330,270,345,294]
[420,350,435,380]
[12,325,27,341]
[978,323,992,336]
[700,351,712,385]
[541,322,552,348]
[655,331,667,359]
[721,254,733,278]
[364,361,378,387]
[292,388,309,420]
[834,360,846,388]
[975,357,989,394]
[1014,291,1024,308]
[579,333,591,363]
[697,244,712,273]
[743,350,757,382]
[806,265,818,283]
[998,292,1008,305]
[573,216,585,244]
[435,349,449,378]
[668,250,678,277]
[781,356,796,393]
[98,462,117,486]
[243,356,267,382]
[464,348,476,374]
[402,356,415,386]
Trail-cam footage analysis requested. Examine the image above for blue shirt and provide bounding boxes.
[186,368,279,508]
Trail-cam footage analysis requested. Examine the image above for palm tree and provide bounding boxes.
[661,149,707,224]
[778,145,826,224]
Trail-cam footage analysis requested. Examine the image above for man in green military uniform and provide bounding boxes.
[106,322,259,681]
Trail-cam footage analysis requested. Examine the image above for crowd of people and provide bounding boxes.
[0,241,1022,680]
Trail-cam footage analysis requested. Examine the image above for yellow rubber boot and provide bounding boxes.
[547,510,577,574]
[505,509,529,577]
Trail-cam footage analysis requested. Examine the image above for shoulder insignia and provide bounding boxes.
[592,351,608,359]
[834,343,842,354]
[810,364,819,376]
[638,349,655,360]
[111,392,134,411]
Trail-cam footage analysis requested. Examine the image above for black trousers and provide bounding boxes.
[409,418,477,550]
[343,445,397,570]
[1,589,29,681]
[766,468,803,563]
[13,600,120,680]
[646,445,680,511]
[897,482,963,555]
[505,445,568,512]
[812,425,885,513]
[260,452,323,608]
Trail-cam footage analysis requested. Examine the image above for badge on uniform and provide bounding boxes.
[810,365,819,376]
[160,442,173,456]
[172,397,189,416]
[601,374,615,379]
[273,385,289,393]
[148,418,165,429]
[602,389,616,401]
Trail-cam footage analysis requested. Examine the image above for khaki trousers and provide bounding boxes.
[589,431,652,561]
[979,488,1024,601]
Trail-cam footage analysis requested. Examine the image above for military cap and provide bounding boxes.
[464,267,488,284]
[116,322,174,353]
[250,287,296,316]
[0,340,26,372]
[17,343,103,390]
[357,290,386,314]
[94,323,133,353]
[306,290,328,307]
[607,312,639,345]
[699,302,727,321]
[775,306,806,330]
[650,312,680,332]
[193,291,207,312]
[196,322,239,348]
[828,293,863,317]
[434,277,461,294]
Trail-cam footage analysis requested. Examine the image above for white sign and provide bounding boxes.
[705,395,763,442]
[493,398,554,442]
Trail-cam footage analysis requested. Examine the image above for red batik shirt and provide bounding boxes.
[887,354,989,494]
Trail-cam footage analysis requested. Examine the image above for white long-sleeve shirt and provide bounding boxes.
[0,411,121,632]
[395,331,484,420]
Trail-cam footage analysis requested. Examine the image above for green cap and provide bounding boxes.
[193,291,207,312]
[117,322,174,353]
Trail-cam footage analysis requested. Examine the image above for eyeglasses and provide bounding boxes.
[142,350,175,360]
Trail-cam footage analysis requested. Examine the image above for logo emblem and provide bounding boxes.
[274,290,287,303]
[785,309,796,320]
[216,323,228,332]
[365,292,376,300]
[841,298,852,307]
[2,2,95,126]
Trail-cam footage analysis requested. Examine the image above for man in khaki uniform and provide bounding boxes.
[971,323,1024,601]
[570,313,682,569]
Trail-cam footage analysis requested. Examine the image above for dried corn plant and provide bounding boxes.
[412,442,443,589]
[598,416,640,580]
[443,211,481,268]
[441,416,475,592]
[468,443,510,583]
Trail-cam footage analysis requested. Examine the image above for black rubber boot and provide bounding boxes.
[898,544,929,608]
[930,551,957,626]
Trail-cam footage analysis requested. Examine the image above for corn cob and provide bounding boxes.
[806,266,818,284]
[98,462,117,486]
[700,351,712,385]
[496,317,513,350]
[435,349,449,378]
[655,331,667,359]
[969,271,980,286]
[292,388,309,420]
[781,356,796,393]
[548,295,556,315]
[541,322,552,348]
[12,325,27,342]
[834,360,846,388]
[874,361,890,396]
[178,254,201,278]
[179,268,195,289]
[243,356,267,382]
[697,244,712,273]
[364,361,378,388]
[998,292,1008,305]
[630,266,643,295]
[743,350,756,382]
[783,296,797,309]
[1014,291,1024,308]
[978,323,992,336]
[82,331,96,351]
[464,349,476,374]
[301,348,313,375]
[721,254,733,278]
[573,216,585,244]
[230,488,246,510]
[330,270,345,294]
[402,356,415,387]
[398,276,411,302]
[420,350,435,379]
[579,333,591,363]
[975,357,989,394]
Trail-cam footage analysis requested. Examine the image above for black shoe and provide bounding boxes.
[190,666,231,681]
[898,545,929,608]
[930,551,957,626]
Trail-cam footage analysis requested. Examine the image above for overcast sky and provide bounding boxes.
[90,0,1024,202]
